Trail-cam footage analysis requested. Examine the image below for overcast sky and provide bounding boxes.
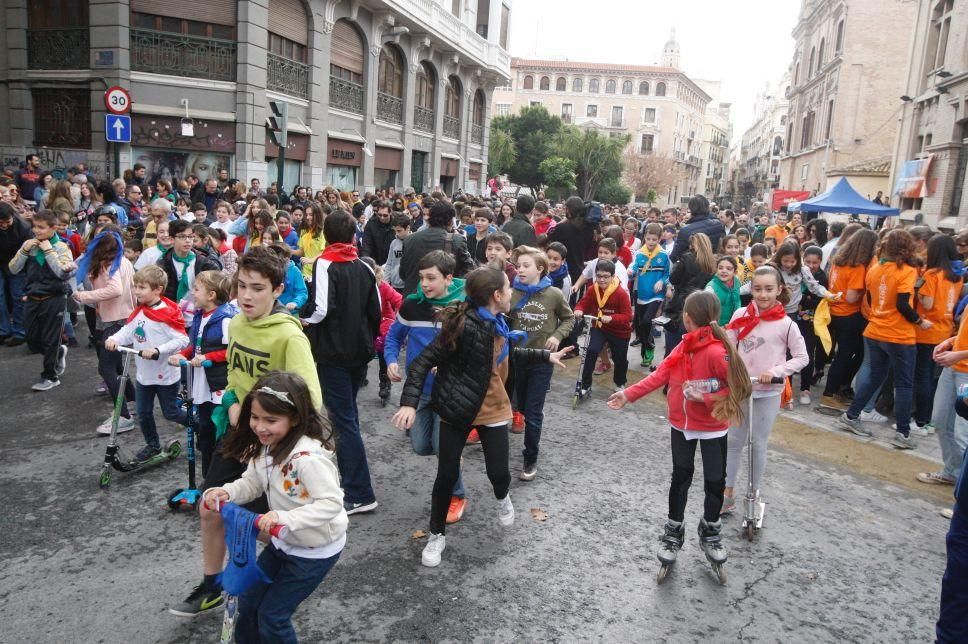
[507,0,801,145]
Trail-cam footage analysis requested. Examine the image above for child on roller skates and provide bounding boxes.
[104,265,190,462]
[203,371,347,643]
[573,260,633,397]
[169,270,235,476]
[384,250,470,524]
[392,266,572,567]
[607,291,751,582]
[722,266,808,513]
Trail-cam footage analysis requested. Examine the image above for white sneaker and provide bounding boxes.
[498,494,515,527]
[798,391,811,405]
[421,532,446,567]
[894,422,932,437]
[96,416,136,435]
[941,508,954,519]
[860,410,888,423]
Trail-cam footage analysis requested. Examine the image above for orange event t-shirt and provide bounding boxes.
[916,268,962,345]
[863,261,918,345]
[951,310,968,373]
[764,225,788,243]
[827,264,866,317]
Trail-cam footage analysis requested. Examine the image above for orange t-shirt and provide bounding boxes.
[917,269,962,345]
[765,225,788,243]
[827,264,867,317]
[863,261,918,344]
[951,311,968,373]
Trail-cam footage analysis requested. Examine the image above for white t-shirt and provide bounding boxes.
[582,257,629,288]
[134,244,164,270]
[210,219,235,241]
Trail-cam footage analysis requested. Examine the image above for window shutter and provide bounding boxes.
[268,0,308,46]
[131,0,237,26]
[331,20,364,75]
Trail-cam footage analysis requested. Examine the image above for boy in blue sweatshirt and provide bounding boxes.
[630,223,670,367]
[384,250,469,524]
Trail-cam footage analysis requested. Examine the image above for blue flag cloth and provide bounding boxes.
[218,502,272,595]
[476,307,527,364]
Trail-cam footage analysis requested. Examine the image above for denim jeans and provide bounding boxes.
[0,270,26,338]
[318,364,375,504]
[236,542,340,644]
[134,381,187,450]
[664,323,684,359]
[854,347,885,414]
[514,361,554,465]
[411,392,465,498]
[937,478,967,644]
[823,313,867,396]
[914,343,941,426]
[931,368,968,480]
[847,338,915,435]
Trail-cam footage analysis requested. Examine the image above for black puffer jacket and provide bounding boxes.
[665,251,712,326]
[669,212,724,263]
[400,306,551,426]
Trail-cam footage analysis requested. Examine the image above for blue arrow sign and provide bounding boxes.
[105,114,131,143]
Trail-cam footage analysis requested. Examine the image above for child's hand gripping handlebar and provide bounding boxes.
[209,496,288,539]
[750,376,785,385]
[180,358,214,368]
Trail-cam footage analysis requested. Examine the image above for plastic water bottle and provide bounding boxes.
[958,383,968,399]
[684,378,721,396]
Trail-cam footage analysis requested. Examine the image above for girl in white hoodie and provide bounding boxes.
[204,371,348,643]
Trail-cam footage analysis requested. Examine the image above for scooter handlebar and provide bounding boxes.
[751,376,785,385]
[116,346,160,360]
[179,359,214,368]
[213,501,288,538]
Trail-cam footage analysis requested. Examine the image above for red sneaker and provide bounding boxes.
[466,428,481,444]
[446,496,467,524]
[511,412,525,434]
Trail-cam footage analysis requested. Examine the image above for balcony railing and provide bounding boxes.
[414,106,435,133]
[471,123,484,145]
[330,76,364,114]
[131,28,236,81]
[27,28,89,70]
[377,92,403,124]
[267,53,309,99]
[443,115,461,140]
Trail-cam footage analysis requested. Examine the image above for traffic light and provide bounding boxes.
[267,100,288,148]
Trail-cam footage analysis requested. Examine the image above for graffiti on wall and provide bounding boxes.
[1,148,106,181]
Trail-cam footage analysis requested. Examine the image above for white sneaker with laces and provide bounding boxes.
[798,391,811,405]
[860,410,888,423]
[96,416,137,435]
[498,494,515,527]
[421,532,446,567]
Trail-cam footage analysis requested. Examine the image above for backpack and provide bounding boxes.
[583,201,603,226]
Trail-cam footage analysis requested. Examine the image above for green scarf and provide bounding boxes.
[407,277,466,305]
[33,233,62,267]
[709,276,741,327]
[172,250,196,301]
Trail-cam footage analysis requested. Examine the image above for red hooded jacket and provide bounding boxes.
[624,326,732,432]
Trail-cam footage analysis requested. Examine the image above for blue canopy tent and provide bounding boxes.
[788,177,900,217]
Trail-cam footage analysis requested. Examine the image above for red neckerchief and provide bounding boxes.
[663,326,722,371]
[727,302,786,340]
[321,243,358,262]
[127,297,186,332]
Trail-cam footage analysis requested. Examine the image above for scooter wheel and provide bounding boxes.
[98,470,111,489]
[165,439,182,459]
[167,489,184,510]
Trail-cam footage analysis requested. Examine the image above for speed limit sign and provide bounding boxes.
[104,86,131,115]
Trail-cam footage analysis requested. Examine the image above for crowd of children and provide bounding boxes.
[6,170,968,639]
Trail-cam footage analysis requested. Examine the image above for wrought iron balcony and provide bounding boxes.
[471,123,484,145]
[443,115,461,140]
[377,92,403,124]
[330,76,364,114]
[130,28,236,81]
[414,106,435,133]
[27,28,90,70]
[267,53,309,100]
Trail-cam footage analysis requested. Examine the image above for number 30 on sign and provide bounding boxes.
[104,86,131,115]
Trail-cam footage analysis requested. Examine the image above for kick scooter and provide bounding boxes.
[98,346,181,489]
[167,358,211,511]
[742,376,783,540]
[571,315,599,409]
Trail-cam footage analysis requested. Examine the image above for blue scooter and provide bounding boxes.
[167,357,211,511]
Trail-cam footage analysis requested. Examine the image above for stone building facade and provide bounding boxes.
[0,0,512,195]
[737,75,790,208]
[695,79,732,204]
[779,0,918,197]
[890,0,968,230]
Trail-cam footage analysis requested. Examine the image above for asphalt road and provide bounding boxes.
[0,339,952,643]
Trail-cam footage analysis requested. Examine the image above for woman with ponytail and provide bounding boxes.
[73,225,137,432]
[392,266,572,568]
[608,290,751,576]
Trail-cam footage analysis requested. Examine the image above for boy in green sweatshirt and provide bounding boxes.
[169,245,322,618]
[509,245,575,481]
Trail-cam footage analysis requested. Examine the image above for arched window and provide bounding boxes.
[622,80,633,94]
[522,75,533,90]
[444,76,463,139]
[639,81,649,95]
[267,0,310,97]
[414,61,436,133]
[377,44,404,123]
[835,20,845,52]
[605,79,616,93]
[330,19,365,114]
[573,77,583,92]
[473,90,486,126]
[556,77,566,91]
[773,136,783,156]
[655,82,666,96]
[794,63,800,86]
[589,78,600,93]
[817,39,825,72]
[808,47,815,77]
[539,76,550,90]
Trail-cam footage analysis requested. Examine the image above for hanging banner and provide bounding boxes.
[894,154,934,198]
[772,190,812,211]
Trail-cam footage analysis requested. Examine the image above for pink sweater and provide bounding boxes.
[74,257,136,324]
[726,307,808,394]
